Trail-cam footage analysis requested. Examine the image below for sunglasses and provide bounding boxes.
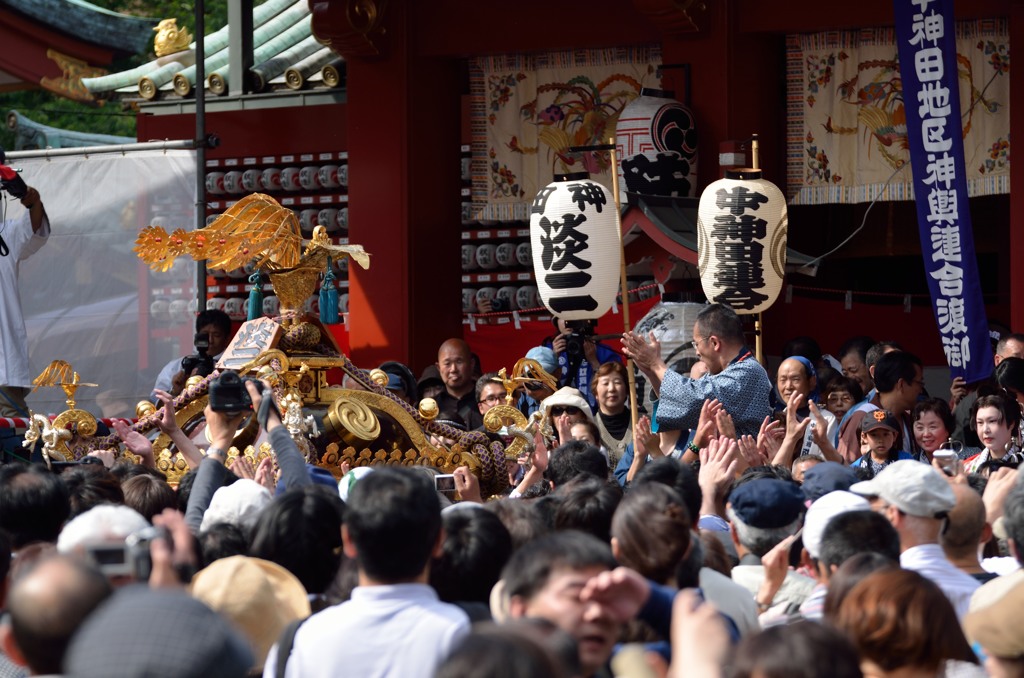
[524,381,544,391]
[550,406,581,417]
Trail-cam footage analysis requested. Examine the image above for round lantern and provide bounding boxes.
[696,169,788,315]
[615,88,699,205]
[529,173,620,321]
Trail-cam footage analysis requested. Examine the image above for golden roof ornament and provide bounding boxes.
[135,193,369,317]
[153,19,192,57]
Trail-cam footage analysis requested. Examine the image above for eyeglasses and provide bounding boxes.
[690,337,704,350]
[479,393,508,404]
[550,406,581,417]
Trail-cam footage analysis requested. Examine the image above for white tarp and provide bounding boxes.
[8,149,197,417]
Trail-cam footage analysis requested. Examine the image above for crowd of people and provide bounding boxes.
[2,184,1024,675]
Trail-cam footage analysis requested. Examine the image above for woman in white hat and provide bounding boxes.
[540,387,595,447]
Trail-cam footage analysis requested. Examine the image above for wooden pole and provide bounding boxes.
[608,140,640,436]
[750,135,764,363]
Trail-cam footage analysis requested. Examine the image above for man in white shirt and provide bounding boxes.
[851,459,979,619]
[726,478,817,616]
[0,179,48,418]
[263,468,469,678]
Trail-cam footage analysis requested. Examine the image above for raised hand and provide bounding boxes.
[453,465,483,503]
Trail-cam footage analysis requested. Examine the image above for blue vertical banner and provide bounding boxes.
[894,0,994,383]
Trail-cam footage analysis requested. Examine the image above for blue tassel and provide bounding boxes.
[320,258,339,324]
[247,271,263,321]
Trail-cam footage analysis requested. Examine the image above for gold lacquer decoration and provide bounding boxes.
[40,49,106,103]
[156,447,191,486]
[368,369,389,387]
[324,396,381,442]
[22,413,73,467]
[153,19,193,57]
[482,405,542,461]
[325,443,482,478]
[418,398,439,421]
[136,401,157,418]
[28,361,99,461]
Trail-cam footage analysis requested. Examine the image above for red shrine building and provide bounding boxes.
[59,0,1024,374]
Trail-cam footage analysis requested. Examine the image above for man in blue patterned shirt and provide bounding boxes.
[622,304,772,438]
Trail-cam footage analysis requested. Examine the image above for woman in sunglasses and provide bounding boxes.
[540,387,596,447]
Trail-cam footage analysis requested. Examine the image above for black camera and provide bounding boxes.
[208,370,256,413]
[181,332,215,378]
[563,320,595,359]
[84,525,168,581]
[0,147,26,200]
[0,165,27,200]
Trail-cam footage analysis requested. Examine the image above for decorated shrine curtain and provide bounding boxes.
[470,47,662,222]
[785,20,1009,205]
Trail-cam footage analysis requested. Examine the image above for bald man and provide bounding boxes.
[775,357,839,462]
[434,338,482,430]
[941,484,998,584]
[0,555,112,675]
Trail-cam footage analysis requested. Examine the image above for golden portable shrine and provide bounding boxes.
[23,195,554,497]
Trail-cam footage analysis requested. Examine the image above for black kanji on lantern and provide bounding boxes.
[714,186,768,215]
[621,153,692,197]
[538,213,592,272]
[710,215,767,243]
[531,185,558,214]
[566,182,608,213]
[707,185,771,311]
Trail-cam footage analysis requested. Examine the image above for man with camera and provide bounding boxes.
[152,309,232,399]
[0,168,49,418]
[549,317,621,412]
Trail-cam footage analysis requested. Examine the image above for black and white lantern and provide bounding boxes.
[615,88,699,205]
[529,173,619,320]
[696,169,788,314]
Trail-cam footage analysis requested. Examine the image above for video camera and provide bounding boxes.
[563,320,596,360]
[84,525,168,581]
[208,370,259,413]
[181,332,216,379]
[0,147,27,200]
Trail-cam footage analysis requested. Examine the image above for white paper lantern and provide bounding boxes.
[615,88,699,204]
[696,169,787,315]
[529,173,619,320]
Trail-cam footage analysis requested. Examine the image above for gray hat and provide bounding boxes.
[64,585,254,677]
[803,491,870,559]
[850,459,956,519]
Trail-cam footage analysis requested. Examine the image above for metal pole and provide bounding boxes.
[5,139,197,159]
[195,0,208,310]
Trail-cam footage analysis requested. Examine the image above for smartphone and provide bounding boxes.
[434,473,458,500]
[933,449,959,476]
